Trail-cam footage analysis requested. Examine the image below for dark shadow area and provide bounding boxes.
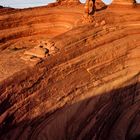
[0,95,11,115]
[0,81,140,140]
[95,5,108,12]
[89,5,108,15]
[132,135,140,140]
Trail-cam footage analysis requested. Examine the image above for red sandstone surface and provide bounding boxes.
[0,0,140,140]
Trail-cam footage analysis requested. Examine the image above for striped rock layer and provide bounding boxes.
[0,2,140,140]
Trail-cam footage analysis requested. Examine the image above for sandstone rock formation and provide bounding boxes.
[0,1,140,140]
[114,0,135,4]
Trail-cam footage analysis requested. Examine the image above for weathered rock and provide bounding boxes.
[100,20,106,26]
[24,47,47,58]
[0,1,140,140]
[95,22,99,27]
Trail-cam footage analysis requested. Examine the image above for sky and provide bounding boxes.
[0,0,140,8]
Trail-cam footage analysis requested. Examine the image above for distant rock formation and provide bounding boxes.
[57,0,80,4]
[113,0,136,4]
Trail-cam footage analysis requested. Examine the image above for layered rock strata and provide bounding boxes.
[0,2,140,140]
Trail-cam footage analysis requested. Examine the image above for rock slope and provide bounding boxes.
[0,1,140,140]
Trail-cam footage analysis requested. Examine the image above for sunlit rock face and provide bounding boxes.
[0,1,140,140]
[57,0,80,4]
[113,0,135,4]
[98,0,135,5]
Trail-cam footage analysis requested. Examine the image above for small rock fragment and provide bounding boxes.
[103,25,107,30]
[100,20,106,26]
[95,22,99,27]
[24,47,46,58]
[109,27,116,32]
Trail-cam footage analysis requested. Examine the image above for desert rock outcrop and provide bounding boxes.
[0,1,140,140]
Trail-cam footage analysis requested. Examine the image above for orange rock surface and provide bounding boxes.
[0,1,140,140]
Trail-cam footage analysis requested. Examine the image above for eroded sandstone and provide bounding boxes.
[0,1,140,140]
